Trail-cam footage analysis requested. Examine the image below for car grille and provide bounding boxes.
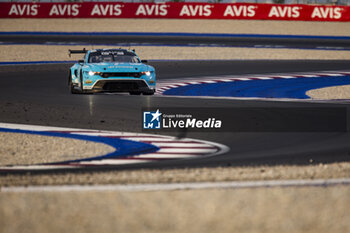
[99,72,142,78]
[102,80,148,91]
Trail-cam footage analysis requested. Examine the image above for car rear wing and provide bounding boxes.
[68,48,87,57]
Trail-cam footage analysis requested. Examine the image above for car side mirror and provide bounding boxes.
[78,60,84,64]
[141,60,148,63]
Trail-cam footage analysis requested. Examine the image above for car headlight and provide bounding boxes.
[88,71,99,76]
[141,71,151,76]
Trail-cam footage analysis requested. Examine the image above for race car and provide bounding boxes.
[68,48,156,95]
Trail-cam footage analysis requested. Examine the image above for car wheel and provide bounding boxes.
[143,90,155,95]
[69,75,79,94]
[80,75,84,93]
[129,91,142,95]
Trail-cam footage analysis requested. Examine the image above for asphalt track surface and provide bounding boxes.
[1,32,350,50]
[1,59,350,173]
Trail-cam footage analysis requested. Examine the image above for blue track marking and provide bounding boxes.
[163,76,350,99]
[0,127,159,164]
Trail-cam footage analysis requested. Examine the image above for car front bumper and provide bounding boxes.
[84,79,155,93]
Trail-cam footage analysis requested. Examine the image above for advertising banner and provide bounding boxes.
[0,2,349,21]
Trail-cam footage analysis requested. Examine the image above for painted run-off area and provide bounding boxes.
[162,75,350,99]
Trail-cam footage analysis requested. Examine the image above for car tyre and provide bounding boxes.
[143,89,155,95]
[69,75,79,94]
[129,91,142,95]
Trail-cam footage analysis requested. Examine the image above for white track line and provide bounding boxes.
[0,165,78,170]
[120,137,181,142]
[320,73,343,77]
[157,148,218,153]
[135,153,201,158]
[76,159,149,165]
[152,143,214,147]
[231,78,251,81]
[275,75,295,79]
[253,77,274,80]
[2,178,349,193]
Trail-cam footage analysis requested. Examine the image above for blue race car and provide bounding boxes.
[68,48,156,95]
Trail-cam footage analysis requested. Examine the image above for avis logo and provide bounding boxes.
[143,109,162,129]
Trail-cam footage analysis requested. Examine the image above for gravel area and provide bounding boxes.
[1,19,350,36]
[1,185,349,233]
[1,45,350,62]
[307,85,350,99]
[0,132,114,166]
[1,162,349,186]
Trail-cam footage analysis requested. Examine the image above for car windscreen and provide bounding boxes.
[88,51,140,63]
